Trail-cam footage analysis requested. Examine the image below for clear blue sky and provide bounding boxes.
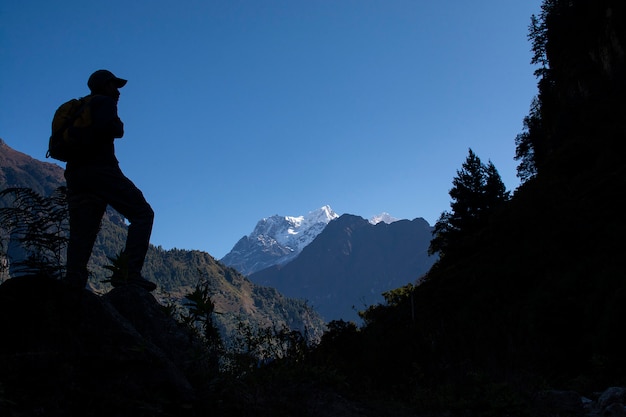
[1,0,542,259]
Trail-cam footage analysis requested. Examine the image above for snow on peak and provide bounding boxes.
[221,205,340,275]
[251,205,338,252]
[221,206,406,276]
[369,212,399,225]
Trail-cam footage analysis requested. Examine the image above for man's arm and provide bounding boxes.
[90,95,124,139]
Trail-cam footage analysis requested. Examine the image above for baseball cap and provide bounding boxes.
[87,69,127,91]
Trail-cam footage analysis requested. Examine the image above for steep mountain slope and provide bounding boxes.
[143,247,326,342]
[250,214,437,322]
[0,138,65,196]
[0,140,326,342]
[221,205,339,275]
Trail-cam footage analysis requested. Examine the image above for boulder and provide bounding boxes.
[0,275,208,416]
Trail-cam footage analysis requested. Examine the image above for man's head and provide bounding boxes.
[87,69,127,99]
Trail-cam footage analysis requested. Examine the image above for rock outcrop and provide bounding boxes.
[0,275,212,416]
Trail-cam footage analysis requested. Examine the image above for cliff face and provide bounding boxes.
[538,1,626,175]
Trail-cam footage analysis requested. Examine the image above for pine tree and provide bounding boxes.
[448,149,485,231]
[429,149,509,258]
[484,161,510,209]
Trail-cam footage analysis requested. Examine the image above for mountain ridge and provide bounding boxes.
[221,206,404,276]
[221,205,340,275]
[250,213,437,322]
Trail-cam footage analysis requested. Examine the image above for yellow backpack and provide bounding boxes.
[46,96,93,162]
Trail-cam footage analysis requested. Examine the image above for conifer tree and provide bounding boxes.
[429,149,509,258]
[484,161,510,208]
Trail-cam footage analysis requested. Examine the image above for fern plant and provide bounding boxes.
[0,187,69,278]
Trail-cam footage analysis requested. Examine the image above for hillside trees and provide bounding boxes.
[429,149,509,259]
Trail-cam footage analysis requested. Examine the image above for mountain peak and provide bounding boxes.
[221,206,339,275]
[281,205,339,240]
[369,212,399,225]
[250,214,437,322]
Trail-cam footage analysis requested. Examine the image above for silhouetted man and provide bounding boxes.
[64,69,156,291]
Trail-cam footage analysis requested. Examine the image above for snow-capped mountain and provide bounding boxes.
[220,205,339,275]
[250,214,436,322]
[369,212,399,225]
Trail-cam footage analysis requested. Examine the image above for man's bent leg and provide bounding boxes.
[123,202,154,276]
[103,169,154,277]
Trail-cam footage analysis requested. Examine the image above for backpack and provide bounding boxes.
[46,96,93,162]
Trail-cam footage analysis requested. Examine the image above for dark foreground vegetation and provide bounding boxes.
[1,0,625,415]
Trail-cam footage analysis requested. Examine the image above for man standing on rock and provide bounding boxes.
[64,69,156,292]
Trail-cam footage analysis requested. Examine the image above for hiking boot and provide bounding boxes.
[109,273,127,288]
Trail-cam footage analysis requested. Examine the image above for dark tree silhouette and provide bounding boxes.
[514,97,541,181]
[429,149,509,258]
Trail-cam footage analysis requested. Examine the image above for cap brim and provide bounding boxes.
[113,78,127,88]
